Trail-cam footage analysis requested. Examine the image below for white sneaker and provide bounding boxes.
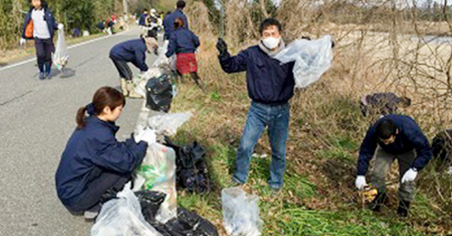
[84,210,98,221]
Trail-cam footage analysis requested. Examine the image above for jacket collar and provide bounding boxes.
[258,39,286,58]
[88,116,120,134]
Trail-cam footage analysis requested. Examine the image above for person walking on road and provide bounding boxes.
[22,0,62,80]
[216,18,295,191]
[55,87,150,220]
[109,36,158,98]
[355,114,432,217]
[165,17,205,91]
[163,0,189,40]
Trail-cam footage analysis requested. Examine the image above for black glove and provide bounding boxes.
[216,38,228,56]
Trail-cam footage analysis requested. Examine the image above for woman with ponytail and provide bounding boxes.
[55,87,148,220]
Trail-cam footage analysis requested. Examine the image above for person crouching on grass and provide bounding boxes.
[55,87,151,220]
[355,114,432,217]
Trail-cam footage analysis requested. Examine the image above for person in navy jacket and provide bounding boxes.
[166,18,205,91]
[355,114,432,217]
[216,18,295,190]
[22,0,61,80]
[109,36,158,98]
[163,0,189,40]
[55,87,148,220]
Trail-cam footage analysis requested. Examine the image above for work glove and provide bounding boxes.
[401,168,418,183]
[134,127,156,144]
[216,38,228,56]
[355,175,368,190]
[58,23,64,30]
[19,38,26,46]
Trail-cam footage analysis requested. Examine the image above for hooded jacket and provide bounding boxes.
[55,116,147,206]
[22,2,58,39]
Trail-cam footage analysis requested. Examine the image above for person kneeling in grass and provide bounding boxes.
[355,114,432,217]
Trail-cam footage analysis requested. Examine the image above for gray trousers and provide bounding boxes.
[370,147,416,201]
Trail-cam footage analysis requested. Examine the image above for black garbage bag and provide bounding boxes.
[135,190,167,223]
[152,208,218,236]
[146,73,173,112]
[432,130,452,165]
[165,140,212,193]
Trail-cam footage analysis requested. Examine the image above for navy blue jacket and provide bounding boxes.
[109,38,149,72]
[55,116,147,206]
[357,114,432,175]
[219,46,295,104]
[165,28,200,57]
[22,5,58,39]
[163,9,189,39]
[139,14,148,26]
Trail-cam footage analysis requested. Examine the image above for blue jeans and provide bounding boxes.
[233,101,290,189]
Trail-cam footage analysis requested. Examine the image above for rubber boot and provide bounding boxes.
[126,81,143,99]
[397,200,410,217]
[120,78,129,97]
[369,192,387,212]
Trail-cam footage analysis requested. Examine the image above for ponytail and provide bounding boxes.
[75,87,125,129]
[76,106,88,129]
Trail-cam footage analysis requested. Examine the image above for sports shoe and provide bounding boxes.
[38,72,46,80]
[84,204,101,221]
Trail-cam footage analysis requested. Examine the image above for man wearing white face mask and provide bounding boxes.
[217,18,295,191]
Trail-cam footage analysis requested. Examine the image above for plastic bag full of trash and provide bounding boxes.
[222,187,263,236]
[135,143,177,223]
[91,183,162,236]
[53,28,69,71]
[275,35,333,89]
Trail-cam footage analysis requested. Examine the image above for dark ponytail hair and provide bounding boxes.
[174,17,185,29]
[76,87,126,129]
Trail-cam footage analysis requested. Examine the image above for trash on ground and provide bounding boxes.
[222,187,263,236]
[91,183,162,236]
[146,74,174,112]
[275,35,333,88]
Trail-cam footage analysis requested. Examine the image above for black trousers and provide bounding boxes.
[34,38,54,71]
[65,171,130,213]
[111,58,133,81]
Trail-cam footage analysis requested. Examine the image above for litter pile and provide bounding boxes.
[53,27,69,71]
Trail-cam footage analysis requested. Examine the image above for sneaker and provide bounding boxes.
[45,73,52,80]
[84,204,101,221]
[38,73,46,80]
[230,178,244,187]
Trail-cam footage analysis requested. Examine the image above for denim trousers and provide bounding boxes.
[233,101,290,189]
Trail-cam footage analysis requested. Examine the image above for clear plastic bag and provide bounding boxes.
[91,183,162,236]
[221,187,263,236]
[53,29,69,71]
[135,143,177,223]
[147,112,192,136]
[153,40,170,67]
[275,35,333,89]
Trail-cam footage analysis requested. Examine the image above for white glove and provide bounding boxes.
[58,23,64,30]
[134,128,156,144]
[355,175,368,190]
[19,38,26,45]
[401,168,418,183]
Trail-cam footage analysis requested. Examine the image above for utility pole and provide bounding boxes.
[123,0,128,14]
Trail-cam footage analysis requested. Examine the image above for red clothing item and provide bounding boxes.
[176,53,198,74]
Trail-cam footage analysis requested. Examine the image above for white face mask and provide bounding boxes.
[262,37,281,50]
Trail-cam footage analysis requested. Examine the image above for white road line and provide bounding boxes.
[0,29,132,72]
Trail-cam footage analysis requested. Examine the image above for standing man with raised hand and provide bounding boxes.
[216,18,295,191]
[163,0,189,40]
[355,114,432,217]
[22,0,62,80]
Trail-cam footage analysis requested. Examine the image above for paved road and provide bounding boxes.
[0,28,157,236]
